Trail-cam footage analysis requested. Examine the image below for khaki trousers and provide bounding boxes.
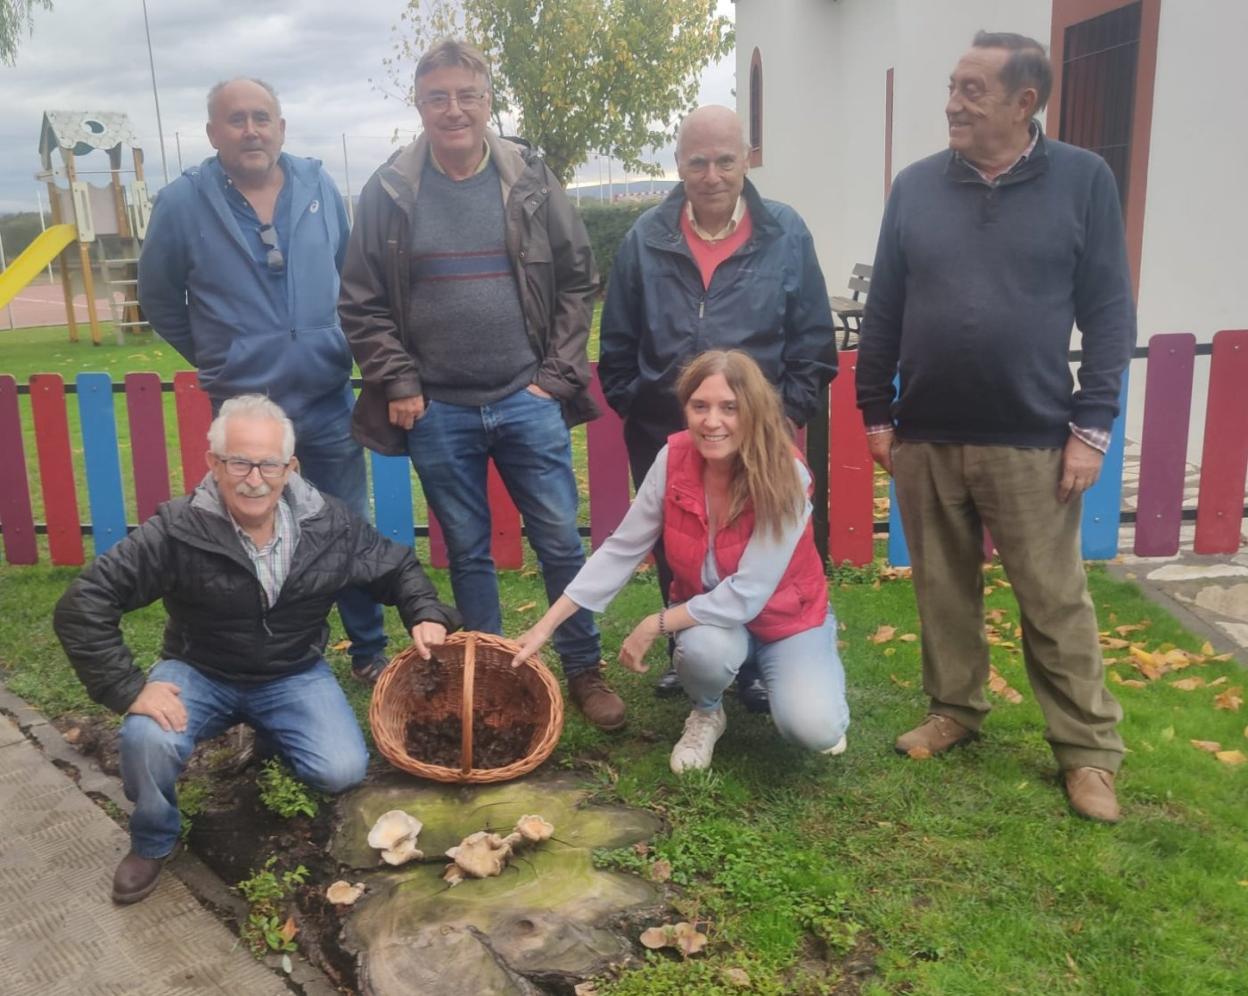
[892,442,1124,772]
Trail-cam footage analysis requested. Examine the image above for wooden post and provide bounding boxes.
[62,151,103,346]
[45,176,79,343]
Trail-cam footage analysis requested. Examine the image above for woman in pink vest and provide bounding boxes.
[513,350,849,773]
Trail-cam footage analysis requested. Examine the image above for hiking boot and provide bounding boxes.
[653,662,683,698]
[112,850,166,904]
[894,713,976,756]
[670,706,727,774]
[351,652,389,685]
[567,667,627,731]
[1064,767,1121,823]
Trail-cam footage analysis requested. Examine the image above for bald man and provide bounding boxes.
[599,105,837,701]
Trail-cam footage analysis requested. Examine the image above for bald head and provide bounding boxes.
[675,105,749,234]
[676,105,747,160]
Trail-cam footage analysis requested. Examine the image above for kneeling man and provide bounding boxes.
[54,394,460,903]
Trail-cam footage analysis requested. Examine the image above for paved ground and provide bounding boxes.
[0,693,300,996]
[1,275,118,331]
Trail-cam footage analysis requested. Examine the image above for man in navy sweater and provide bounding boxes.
[856,32,1135,822]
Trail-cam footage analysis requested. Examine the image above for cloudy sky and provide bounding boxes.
[0,0,735,214]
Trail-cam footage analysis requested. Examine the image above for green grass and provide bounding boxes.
[3,554,1246,993]
[4,315,1247,992]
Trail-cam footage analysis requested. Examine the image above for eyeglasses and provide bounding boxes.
[258,224,284,272]
[417,89,488,112]
[215,455,291,480]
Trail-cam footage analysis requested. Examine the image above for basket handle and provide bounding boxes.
[459,632,476,775]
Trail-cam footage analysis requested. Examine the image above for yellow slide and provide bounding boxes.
[0,223,77,311]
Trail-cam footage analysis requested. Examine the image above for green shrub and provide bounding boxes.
[256,758,319,819]
[578,200,660,292]
[236,856,308,956]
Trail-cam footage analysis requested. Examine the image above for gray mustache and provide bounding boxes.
[235,481,272,498]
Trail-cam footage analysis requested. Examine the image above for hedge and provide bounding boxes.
[577,199,661,292]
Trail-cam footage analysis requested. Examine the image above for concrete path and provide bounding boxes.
[0,707,289,996]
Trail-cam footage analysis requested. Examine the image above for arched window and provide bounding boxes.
[748,47,763,167]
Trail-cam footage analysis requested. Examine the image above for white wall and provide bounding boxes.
[737,0,1248,459]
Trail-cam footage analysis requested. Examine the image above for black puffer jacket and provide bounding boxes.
[53,473,460,714]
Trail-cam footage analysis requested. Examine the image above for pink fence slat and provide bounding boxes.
[427,508,449,569]
[586,365,631,549]
[0,376,38,564]
[29,374,84,565]
[423,463,523,569]
[488,460,523,570]
[827,354,874,565]
[173,371,213,494]
[125,373,171,523]
[1134,333,1195,556]
[1195,329,1248,553]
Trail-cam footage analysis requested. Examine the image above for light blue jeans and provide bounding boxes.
[675,611,850,751]
[119,658,368,859]
[406,386,601,675]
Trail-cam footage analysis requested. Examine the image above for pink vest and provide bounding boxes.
[663,432,828,642]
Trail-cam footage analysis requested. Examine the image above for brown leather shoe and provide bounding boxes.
[1064,767,1121,823]
[567,667,627,731]
[894,713,976,756]
[112,850,166,904]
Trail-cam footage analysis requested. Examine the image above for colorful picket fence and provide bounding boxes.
[2,335,1247,569]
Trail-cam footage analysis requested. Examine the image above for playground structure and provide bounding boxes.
[0,111,154,344]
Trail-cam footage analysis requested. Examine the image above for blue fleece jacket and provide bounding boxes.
[856,131,1136,447]
[139,154,353,421]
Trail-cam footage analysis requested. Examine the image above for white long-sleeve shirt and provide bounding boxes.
[564,445,813,627]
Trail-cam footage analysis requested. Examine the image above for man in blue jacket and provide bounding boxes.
[139,78,389,683]
[600,105,837,702]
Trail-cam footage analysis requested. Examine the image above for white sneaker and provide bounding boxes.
[670,706,727,774]
[822,733,848,756]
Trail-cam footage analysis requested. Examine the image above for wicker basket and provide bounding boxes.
[369,631,564,784]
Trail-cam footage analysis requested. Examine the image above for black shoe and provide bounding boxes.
[653,663,683,698]
[112,850,166,904]
[736,663,771,714]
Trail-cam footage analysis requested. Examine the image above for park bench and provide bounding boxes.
[829,263,871,350]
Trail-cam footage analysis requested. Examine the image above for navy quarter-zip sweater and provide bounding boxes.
[856,130,1136,447]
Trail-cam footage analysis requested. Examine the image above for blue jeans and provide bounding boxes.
[406,386,601,675]
[292,387,386,662]
[119,658,368,858]
[675,612,850,751]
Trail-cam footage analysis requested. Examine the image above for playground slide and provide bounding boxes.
[0,223,77,311]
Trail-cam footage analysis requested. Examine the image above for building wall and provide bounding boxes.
[736,0,1248,450]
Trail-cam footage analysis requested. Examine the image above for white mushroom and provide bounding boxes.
[380,836,424,866]
[445,830,514,879]
[367,809,423,851]
[326,881,366,906]
[514,814,555,843]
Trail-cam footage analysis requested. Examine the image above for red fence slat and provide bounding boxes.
[427,507,448,569]
[1134,333,1195,555]
[827,354,874,565]
[28,374,83,565]
[125,373,171,522]
[488,461,523,569]
[173,371,213,494]
[0,375,38,564]
[586,365,631,549]
[1195,329,1248,553]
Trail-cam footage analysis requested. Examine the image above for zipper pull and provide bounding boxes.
[699,297,705,319]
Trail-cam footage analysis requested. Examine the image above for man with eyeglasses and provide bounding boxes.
[139,77,392,685]
[599,105,838,706]
[339,39,623,731]
[54,395,460,904]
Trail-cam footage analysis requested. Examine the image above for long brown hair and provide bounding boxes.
[675,350,805,538]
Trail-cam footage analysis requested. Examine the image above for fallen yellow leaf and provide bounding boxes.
[330,639,351,652]
[869,625,896,644]
[988,665,1024,704]
[1200,641,1215,656]
[1170,677,1205,691]
[1191,739,1222,753]
[514,601,537,613]
[1110,671,1147,689]
[899,633,918,643]
[889,674,912,689]
[1116,624,1147,635]
[1215,750,1246,766]
[907,745,933,760]
[1213,687,1243,712]
[1211,676,1229,687]
[1129,646,1162,681]
[883,647,897,656]
[1099,636,1131,650]
[279,915,299,943]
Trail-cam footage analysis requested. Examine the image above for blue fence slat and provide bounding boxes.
[370,453,414,544]
[887,476,910,567]
[1080,376,1129,559]
[76,373,127,555]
